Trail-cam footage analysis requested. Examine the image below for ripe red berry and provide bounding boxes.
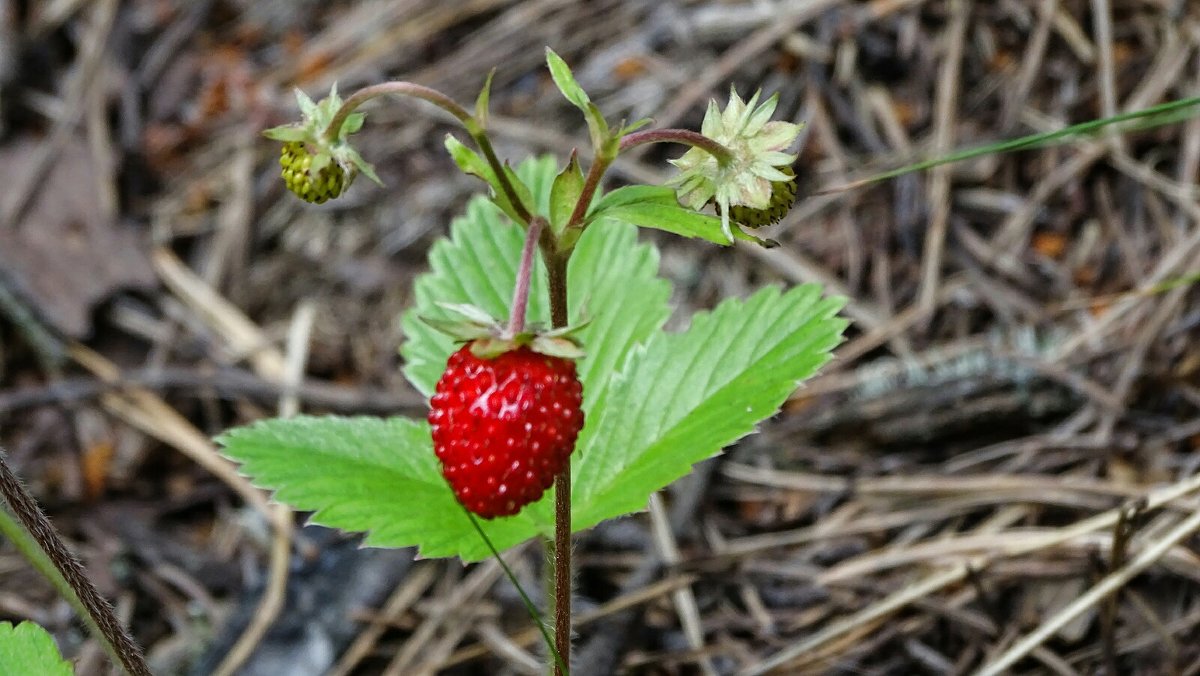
[428,344,584,519]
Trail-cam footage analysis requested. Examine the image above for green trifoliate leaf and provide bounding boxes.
[223,283,842,559]
[0,622,73,676]
[571,285,846,530]
[220,416,541,559]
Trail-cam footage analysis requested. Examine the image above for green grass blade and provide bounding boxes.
[823,96,1200,193]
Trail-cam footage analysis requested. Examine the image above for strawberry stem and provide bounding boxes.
[325,82,472,138]
[619,128,735,166]
[564,155,611,231]
[507,217,546,337]
[544,252,572,676]
[325,82,533,224]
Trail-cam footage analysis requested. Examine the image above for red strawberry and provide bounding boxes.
[428,343,584,519]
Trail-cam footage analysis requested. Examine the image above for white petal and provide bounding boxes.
[744,93,778,136]
[755,121,803,151]
[757,151,797,166]
[752,164,792,182]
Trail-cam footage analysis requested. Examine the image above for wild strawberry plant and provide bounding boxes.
[222,50,846,563]
[218,48,846,670]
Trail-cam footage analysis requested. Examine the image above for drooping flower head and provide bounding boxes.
[668,88,803,241]
[264,86,381,203]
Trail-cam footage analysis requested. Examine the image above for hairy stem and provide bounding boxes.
[564,155,611,231]
[471,130,534,225]
[544,252,572,675]
[0,449,150,676]
[322,82,532,224]
[507,217,546,336]
[618,128,735,165]
[324,82,472,139]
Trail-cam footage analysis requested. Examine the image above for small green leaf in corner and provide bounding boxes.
[0,622,73,676]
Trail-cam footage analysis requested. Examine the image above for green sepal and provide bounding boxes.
[295,88,319,118]
[475,69,496,127]
[437,302,502,326]
[530,335,586,359]
[263,125,309,142]
[418,302,503,343]
[343,145,381,186]
[341,112,366,135]
[618,117,654,137]
[549,151,585,232]
[468,338,516,359]
[420,318,496,342]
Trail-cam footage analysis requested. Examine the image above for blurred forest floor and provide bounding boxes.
[2,0,1200,674]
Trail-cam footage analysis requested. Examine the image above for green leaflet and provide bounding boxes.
[0,622,73,676]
